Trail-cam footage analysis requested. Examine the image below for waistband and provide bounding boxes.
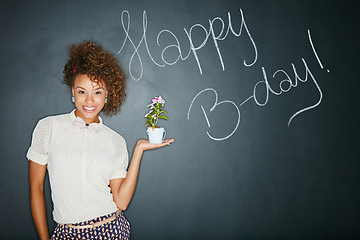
[59,210,123,230]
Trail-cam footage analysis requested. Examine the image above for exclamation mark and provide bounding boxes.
[308,29,330,73]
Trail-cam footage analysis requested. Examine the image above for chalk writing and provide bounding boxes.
[118,9,257,80]
[187,88,241,141]
[117,10,164,81]
[117,9,327,141]
[308,29,330,73]
[187,30,325,140]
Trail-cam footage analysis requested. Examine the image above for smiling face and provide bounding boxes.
[72,74,108,124]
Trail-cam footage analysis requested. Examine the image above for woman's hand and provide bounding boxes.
[135,138,175,152]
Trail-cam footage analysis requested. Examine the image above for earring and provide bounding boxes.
[105,98,107,104]
[72,96,75,102]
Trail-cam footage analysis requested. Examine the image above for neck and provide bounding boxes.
[74,109,100,125]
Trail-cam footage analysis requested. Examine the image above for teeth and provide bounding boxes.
[84,106,95,110]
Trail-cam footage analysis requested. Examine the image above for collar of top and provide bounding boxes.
[70,109,103,133]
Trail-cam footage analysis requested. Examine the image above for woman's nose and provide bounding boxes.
[85,94,94,103]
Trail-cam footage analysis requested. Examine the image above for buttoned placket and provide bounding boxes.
[81,127,89,202]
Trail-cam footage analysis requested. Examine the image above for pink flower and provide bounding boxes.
[151,96,165,104]
[158,96,165,104]
[145,110,153,117]
[152,114,157,119]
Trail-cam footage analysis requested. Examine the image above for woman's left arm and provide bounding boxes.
[110,138,174,210]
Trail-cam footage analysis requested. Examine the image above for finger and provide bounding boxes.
[150,140,172,148]
[162,139,175,145]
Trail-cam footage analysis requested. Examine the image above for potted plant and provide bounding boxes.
[145,96,168,143]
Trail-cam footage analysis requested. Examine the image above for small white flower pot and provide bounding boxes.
[146,127,166,144]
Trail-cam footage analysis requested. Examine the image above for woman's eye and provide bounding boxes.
[78,91,85,94]
[95,91,103,95]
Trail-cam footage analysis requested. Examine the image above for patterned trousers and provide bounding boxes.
[51,211,130,240]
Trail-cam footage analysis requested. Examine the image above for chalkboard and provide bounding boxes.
[1,0,359,239]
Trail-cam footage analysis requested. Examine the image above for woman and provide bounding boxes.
[28,41,174,239]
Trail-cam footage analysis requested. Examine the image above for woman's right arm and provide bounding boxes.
[29,160,50,240]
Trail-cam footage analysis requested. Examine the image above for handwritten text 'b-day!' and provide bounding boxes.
[118,9,328,141]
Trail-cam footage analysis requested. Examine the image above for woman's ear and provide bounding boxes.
[72,87,75,97]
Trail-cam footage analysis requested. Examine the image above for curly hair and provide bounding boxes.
[63,41,126,115]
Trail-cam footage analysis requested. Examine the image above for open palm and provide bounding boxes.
[136,138,175,151]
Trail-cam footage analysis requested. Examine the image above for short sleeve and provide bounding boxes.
[26,117,52,165]
[110,134,129,180]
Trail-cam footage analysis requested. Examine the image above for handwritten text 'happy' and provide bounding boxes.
[118,9,257,81]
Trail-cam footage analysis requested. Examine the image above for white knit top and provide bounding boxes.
[27,110,128,224]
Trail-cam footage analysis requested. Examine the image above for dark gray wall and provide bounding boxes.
[1,0,359,239]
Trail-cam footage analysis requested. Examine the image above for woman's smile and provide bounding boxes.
[83,106,96,112]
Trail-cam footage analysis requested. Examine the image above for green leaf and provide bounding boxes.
[157,116,168,120]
